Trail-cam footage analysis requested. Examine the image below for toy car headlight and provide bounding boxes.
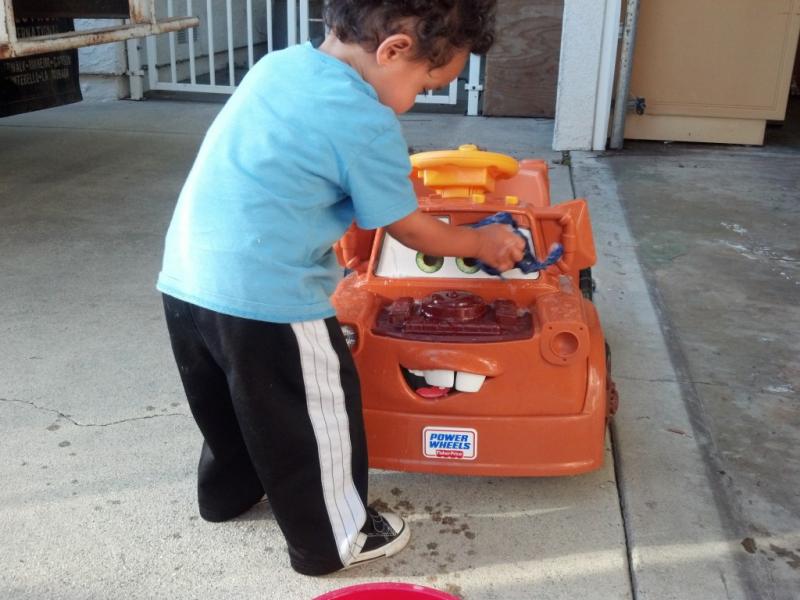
[340,324,358,350]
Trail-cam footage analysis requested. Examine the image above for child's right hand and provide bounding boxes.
[474,224,526,273]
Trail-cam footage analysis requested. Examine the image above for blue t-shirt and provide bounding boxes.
[157,43,418,323]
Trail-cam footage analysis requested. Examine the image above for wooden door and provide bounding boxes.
[624,0,800,145]
[482,0,563,117]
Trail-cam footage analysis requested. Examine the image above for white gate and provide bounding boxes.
[131,0,483,114]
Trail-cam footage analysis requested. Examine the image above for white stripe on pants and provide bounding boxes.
[291,320,366,565]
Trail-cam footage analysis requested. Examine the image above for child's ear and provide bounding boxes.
[375,33,414,66]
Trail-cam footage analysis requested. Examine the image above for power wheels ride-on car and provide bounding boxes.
[333,145,617,476]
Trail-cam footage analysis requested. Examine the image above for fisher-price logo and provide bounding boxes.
[423,427,477,460]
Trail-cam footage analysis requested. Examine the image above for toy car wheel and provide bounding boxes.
[605,341,619,418]
[579,268,595,301]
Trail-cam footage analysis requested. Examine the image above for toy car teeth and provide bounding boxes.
[402,366,489,396]
[333,144,616,476]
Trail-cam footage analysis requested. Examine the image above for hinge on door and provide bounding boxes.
[627,96,646,115]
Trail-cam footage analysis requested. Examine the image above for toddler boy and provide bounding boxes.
[158,0,521,576]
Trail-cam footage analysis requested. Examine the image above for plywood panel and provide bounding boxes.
[629,0,800,121]
[483,0,563,117]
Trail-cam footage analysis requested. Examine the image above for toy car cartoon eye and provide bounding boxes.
[416,252,444,273]
[455,257,480,274]
[376,225,540,281]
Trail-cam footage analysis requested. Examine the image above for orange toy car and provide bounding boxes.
[332,145,617,476]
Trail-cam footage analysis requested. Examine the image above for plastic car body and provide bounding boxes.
[332,145,615,476]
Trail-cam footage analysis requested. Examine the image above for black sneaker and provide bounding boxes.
[343,508,411,570]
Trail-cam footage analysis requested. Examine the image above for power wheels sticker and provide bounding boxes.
[423,427,477,460]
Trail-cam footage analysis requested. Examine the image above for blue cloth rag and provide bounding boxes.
[472,211,563,276]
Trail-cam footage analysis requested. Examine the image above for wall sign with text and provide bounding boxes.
[1,18,82,118]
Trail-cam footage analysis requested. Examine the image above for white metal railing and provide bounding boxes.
[1,0,197,59]
[135,0,483,114]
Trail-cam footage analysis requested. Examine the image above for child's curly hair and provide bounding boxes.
[324,0,497,68]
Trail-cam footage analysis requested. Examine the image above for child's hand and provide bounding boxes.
[474,224,526,273]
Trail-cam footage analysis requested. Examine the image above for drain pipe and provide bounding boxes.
[609,0,641,149]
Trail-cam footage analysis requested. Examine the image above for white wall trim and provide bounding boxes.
[593,0,622,150]
[553,0,621,151]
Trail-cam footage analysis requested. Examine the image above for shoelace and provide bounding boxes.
[364,510,394,537]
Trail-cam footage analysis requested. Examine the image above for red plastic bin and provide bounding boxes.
[314,582,460,600]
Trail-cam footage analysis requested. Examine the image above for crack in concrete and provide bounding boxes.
[568,154,638,600]
[0,397,188,427]
[616,375,797,399]
[609,423,639,600]
[615,374,721,387]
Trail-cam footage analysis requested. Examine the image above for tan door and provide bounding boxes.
[624,0,800,145]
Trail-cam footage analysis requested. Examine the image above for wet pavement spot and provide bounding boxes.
[769,545,800,570]
[444,583,462,596]
[667,427,687,436]
[394,499,414,513]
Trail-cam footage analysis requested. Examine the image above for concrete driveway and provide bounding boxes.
[0,101,628,600]
[2,98,795,599]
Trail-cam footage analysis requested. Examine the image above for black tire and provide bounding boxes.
[579,268,595,301]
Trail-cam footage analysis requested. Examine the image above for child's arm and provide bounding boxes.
[385,209,525,273]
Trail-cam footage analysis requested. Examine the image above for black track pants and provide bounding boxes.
[162,294,369,575]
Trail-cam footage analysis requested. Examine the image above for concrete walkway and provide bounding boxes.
[575,110,800,599]
[2,98,792,599]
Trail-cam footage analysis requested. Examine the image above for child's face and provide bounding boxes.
[370,44,470,114]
